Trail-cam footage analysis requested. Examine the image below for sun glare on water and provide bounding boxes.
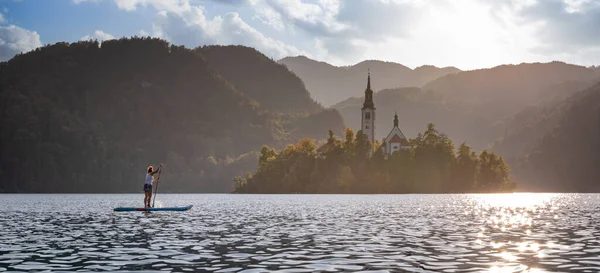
[465,193,562,273]
[470,193,560,208]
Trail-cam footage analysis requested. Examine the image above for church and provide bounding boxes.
[360,71,411,158]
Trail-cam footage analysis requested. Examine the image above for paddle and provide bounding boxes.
[152,164,162,208]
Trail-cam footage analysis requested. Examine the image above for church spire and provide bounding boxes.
[362,69,374,109]
[394,112,399,127]
[367,68,371,90]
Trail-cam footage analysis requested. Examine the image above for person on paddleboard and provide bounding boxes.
[144,164,162,208]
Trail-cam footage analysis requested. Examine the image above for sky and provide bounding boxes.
[0,0,598,70]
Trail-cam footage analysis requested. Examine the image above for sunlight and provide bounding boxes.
[152,200,164,208]
[472,193,562,273]
[470,193,559,208]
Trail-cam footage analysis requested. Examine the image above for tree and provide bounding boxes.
[237,124,516,194]
[452,143,479,192]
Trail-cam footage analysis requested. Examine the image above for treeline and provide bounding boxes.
[234,123,516,194]
[0,37,344,193]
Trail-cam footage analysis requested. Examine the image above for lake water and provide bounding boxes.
[1,193,600,272]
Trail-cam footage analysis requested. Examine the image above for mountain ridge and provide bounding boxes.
[278,55,461,106]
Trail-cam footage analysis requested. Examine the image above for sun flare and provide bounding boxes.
[470,193,560,208]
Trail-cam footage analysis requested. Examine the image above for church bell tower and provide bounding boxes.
[361,70,375,144]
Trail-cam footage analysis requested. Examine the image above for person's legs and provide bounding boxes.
[146,190,152,207]
[143,184,152,207]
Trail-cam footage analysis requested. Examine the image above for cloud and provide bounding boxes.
[247,0,436,64]
[113,0,194,12]
[0,24,42,61]
[523,0,599,48]
[483,0,600,65]
[81,30,115,41]
[100,0,599,68]
[0,13,5,24]
[253,0,348,36]
[114,0,310,59]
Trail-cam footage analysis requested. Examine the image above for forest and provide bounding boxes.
[0,37,344,193]
[234,124,515,194]
[510,82,600,192]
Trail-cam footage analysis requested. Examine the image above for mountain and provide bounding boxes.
[0,37,344,193]
[489,81,594,159]
[331,62,600,153]
[197,46,321,113]
[278,56,460,106]
[422,61,599,117]
[514,82,600,192]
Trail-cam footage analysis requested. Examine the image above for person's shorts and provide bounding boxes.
[143,184,152,192]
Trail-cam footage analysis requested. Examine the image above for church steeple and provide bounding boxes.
[394,112,398,127]
[360,69,376,146]
[363,69,374,109]
[367,69,371,90]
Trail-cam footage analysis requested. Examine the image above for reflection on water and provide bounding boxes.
[1,193,600,272]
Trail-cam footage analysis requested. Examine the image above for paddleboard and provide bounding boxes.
[114,204,193,212]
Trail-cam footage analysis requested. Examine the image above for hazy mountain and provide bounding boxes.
[332,87,490,149]
[422,61,599,117]
[489,81,594,159]
[513,82,600,192]
[332,62,600,152]
[0,38,344,193]
[278,56,460,106]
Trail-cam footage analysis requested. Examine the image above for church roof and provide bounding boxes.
[389,134,410,146]
[384,127,410,146]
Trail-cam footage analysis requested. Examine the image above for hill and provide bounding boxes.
[514,82,600,192]
[278,56,460,106]
[0,37,344,193]
[331,62,600,152]
[422,61,599,117]
[489,81,594,159]
[197,46,321,113]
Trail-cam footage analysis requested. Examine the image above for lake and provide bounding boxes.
[1,193,600,272]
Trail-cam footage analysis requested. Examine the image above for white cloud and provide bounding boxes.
[113,0,194,13]
[0,25,42,61]
[114,0,310,59]
[246,0,600,69]
[253,0,348,35]
[0,13,5,24]
[102,0,600,69]
[139,29,150,36]
[81,30,115,42]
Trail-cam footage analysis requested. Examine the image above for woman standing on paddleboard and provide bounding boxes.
[144,164,162,208]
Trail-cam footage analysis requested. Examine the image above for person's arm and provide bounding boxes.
[150,164,163,175]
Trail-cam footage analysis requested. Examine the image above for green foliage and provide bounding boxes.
[0,37,344,193]
[235,123,515,193]
[197,45,321,113]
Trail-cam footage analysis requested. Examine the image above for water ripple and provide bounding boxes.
[1,193,600,272]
